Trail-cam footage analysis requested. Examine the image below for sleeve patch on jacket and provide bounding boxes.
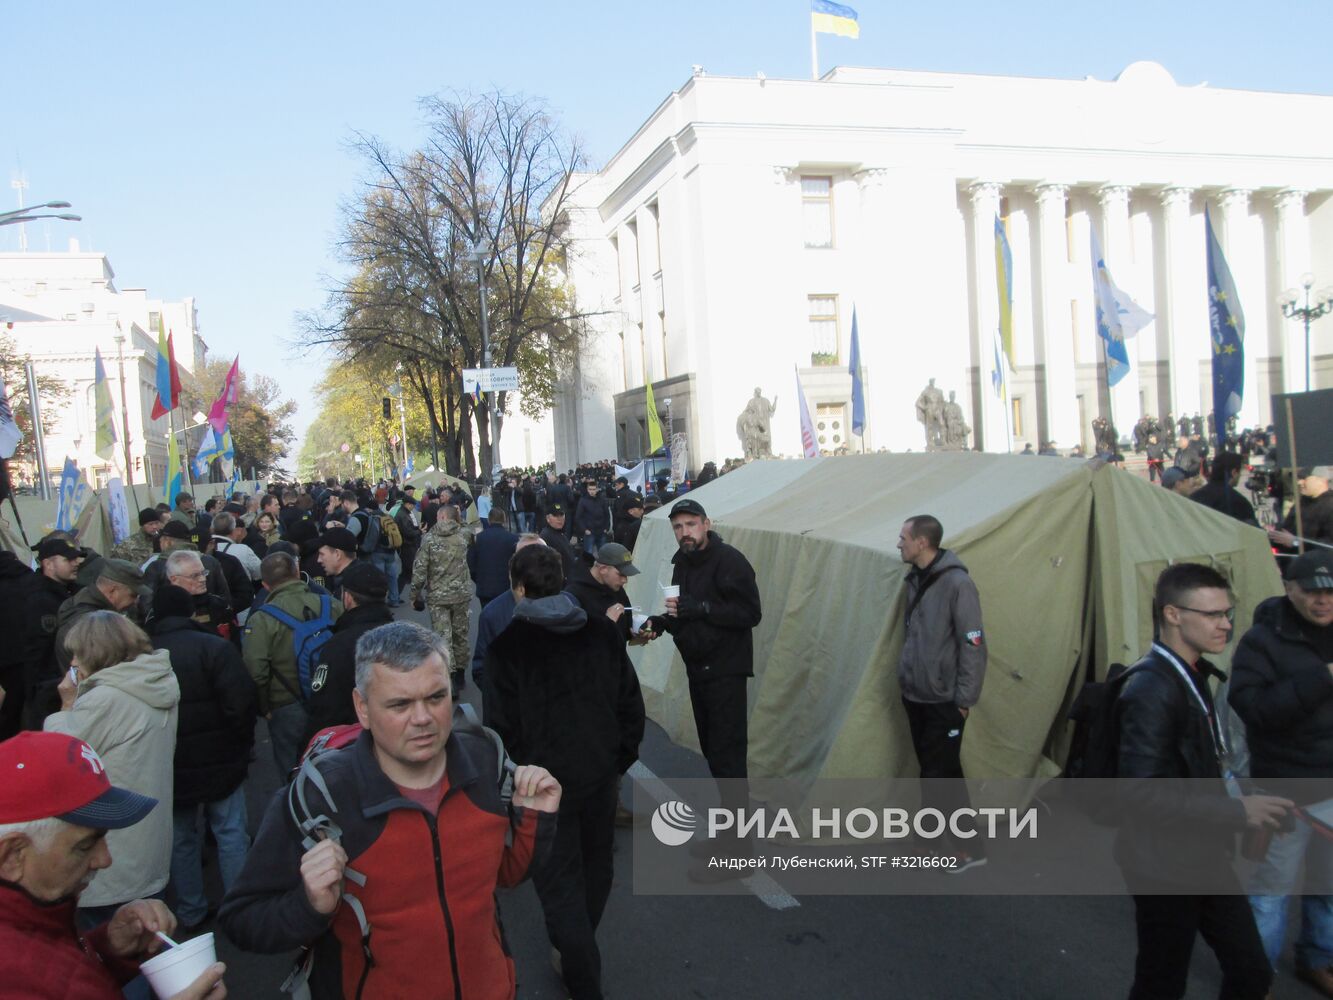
[965,629,984,646]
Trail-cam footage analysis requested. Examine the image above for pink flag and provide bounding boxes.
[207,355,240,435]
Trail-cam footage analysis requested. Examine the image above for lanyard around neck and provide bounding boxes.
[1151,642,1229,759]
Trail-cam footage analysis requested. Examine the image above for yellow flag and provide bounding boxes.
[646,381,664,454]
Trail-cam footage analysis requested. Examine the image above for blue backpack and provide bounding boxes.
[254,593,336,701]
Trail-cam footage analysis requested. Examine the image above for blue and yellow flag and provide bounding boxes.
[811,0,859,38]
[994,215,1015,372]
[93,347,117,461]
[1206,207,1245,427]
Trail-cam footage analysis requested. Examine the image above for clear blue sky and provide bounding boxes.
[6,1,1330,462]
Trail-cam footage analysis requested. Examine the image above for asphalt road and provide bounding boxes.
[198,598,1283,1000]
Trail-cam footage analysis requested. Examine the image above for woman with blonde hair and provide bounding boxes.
[45,611,180,943]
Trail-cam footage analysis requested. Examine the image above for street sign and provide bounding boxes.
[463,367,520,394]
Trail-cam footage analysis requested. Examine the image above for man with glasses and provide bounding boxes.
[1229,551,1333,996]
[1113,562,1292,1000]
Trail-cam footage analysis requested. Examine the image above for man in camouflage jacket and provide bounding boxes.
[411,504,474,691]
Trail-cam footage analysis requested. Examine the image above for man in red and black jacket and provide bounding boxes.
[220,621,559,1000]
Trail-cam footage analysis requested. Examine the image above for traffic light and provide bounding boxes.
[383,398,392,420]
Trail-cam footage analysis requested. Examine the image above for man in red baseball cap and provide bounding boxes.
[0,731,228,1000]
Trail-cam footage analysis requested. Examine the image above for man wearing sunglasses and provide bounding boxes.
[1114,562,1291,1000]
[1229,551,1333,996]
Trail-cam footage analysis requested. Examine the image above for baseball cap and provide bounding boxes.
[159,520,191,540]
[1307,466,1333,482]
[1160,468,1187,490]
[669,498,707,520]
[0,732,157,828]
[1286,551,1333,591]
[341,561,389,601]
[97,558,152,596]
[34,537,84,561]
[594,542,640,576]
[547,502,567,516]
[316,526,358,554]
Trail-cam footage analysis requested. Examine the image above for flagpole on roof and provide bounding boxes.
[810,16,819,80]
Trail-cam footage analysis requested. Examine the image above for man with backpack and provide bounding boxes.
[1113,562,1291,1000]
[219,621,560,1000]
[242,551,342,775]
[357,495,405,609]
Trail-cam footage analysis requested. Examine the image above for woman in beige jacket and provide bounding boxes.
[45,611,180,922]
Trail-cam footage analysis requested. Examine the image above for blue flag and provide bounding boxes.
[1206,207,1245,427]
[1090,226,1154,388]
[849,306,866,435]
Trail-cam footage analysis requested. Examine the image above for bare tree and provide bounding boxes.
[300,89,594,480]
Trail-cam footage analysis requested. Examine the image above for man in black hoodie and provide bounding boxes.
[485,545,644,1000]
[1229,551,1333,995]
[151,584,257,930]
[20,537,84,730]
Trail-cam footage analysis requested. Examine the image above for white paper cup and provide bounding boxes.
[662,585,680,600]
[141,932,217,999]
[632,611,649,633]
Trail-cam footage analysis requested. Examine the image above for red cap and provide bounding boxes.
[0,732,157,828]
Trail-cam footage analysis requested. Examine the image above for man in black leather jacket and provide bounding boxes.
[1114,562,1290,1000]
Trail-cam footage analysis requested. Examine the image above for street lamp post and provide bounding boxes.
[390,367,409,478]
[469,240,500,483]
[0,201,81,253]
[24,360,51,499]
[1279,274,1333,392]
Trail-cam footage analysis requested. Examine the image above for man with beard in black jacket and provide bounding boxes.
[485,544,644,1000]
[648,499,761,877]
[151,584,257,931]
[303,562,395,743]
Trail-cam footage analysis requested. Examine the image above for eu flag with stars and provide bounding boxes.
[1205,207,1245,427]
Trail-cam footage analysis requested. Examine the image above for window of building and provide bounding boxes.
[999,196,1011,224]
[801,176,834,248]
[1011,397,1023,438]
[149,311,161,333]
[808,295,839,366]
[816,403,845,451]
[610,236,622,293]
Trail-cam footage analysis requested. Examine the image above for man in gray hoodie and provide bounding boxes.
[896,514,987,870]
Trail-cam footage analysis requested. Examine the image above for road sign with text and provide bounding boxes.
[462,367,520,394]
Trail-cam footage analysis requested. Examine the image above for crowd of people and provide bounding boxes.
[2,446,1333,999]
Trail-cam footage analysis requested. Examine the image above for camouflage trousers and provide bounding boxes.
[428,599,472,678]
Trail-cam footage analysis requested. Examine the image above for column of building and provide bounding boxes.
[1159,187,1201,425]
[1274,189,1312,393]
[968,182,1008,451]
[1032,183,1078,447]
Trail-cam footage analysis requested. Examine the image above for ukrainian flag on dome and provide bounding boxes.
[811,0,859,38]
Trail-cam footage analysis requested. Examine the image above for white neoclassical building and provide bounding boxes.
[550,61,1333,468]
[0,245,209,489]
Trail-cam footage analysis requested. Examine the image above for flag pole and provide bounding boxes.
[810,17,819,80]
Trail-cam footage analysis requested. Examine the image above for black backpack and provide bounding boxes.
[1063,661,1145,825]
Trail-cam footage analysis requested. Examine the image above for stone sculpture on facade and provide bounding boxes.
[915,378,947,451]
[736,387,777,461]
[942,391,971,451]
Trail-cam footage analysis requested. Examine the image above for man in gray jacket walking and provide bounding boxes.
[896,514,987,870]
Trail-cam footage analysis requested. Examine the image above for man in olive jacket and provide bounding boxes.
[242,551,342,774]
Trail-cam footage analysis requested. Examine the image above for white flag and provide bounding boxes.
[613,461,646,495]
[796,367,820,459]
[0,376,22,459]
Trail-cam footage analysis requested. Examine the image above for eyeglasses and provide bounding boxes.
[174,571,207,582]
[1173,605,1236,623]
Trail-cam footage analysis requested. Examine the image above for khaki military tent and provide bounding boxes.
[623,453,1281,794]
